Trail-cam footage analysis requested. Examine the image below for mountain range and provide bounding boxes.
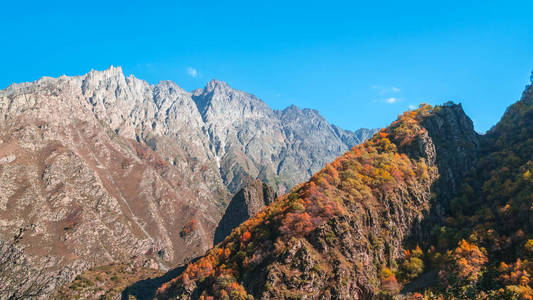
[0,67,375,299]
[2,66,532,299]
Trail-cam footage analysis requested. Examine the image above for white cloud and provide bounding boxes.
[372,85,404,104]
[372,85,401,95]
[187,67,198,78]
[408,104,417,110]
[386,97,399,104]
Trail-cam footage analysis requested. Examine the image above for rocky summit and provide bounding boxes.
[0,66,374,299]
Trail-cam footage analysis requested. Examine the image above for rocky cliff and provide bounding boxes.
[155,102,480,299]
[214,180,277,245]
[0,67,373,298]
[401,81,533,298]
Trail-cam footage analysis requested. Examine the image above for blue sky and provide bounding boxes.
[1,1,532,132]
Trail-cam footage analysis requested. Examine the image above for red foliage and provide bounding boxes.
[180,219,199,237]
[382,276,399,292]
[381,272,400,294]
[279,212,315,237]
[134,143,169,169]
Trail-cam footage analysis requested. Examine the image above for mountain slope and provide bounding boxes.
[155,102,480,299]
[0,72,224,298]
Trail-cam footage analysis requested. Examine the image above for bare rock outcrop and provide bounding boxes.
[214,180,277,244]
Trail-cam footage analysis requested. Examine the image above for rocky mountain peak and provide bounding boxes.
[192,78,270,122]
[83,65,127,87]
[95,65,123,76]
[204,79,230,93]
[155,80,187,93]
[280,104,319,116]
[278,104,329,130]
[280,104,301,113]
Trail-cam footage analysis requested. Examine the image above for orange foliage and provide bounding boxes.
[453,240,488,282]
[409,292,424,299]
[439,240,488,285]
[241,231,252,243]
[498,258,532,288]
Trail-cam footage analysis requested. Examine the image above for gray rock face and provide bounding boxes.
[0,66,374,298]
[192,81,378,193]
[394,103,480,241]
[332,125,378,148]
[214,180,277,244]
[420,102,480,218]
